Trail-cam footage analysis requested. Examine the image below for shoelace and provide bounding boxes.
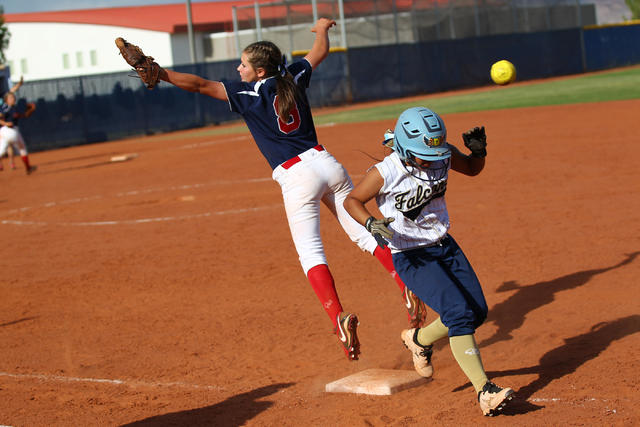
[478,381,503,400]
[417,344,433,360]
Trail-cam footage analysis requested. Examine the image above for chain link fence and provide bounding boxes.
[229,0,595,57]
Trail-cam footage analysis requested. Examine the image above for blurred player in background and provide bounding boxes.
[129,18,427,362]
[0,76,24,170]
[0,77,37,174]
[344,107,515,416]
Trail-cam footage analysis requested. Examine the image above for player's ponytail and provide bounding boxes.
[244,41,299,122]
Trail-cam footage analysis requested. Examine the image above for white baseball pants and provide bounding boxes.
[0,126,28,156]
[272,146,378,275]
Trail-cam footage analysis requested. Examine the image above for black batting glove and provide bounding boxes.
[462,126,487,158]
[365,216,395,248]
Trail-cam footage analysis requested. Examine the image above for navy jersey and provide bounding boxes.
[223,59,318,170]
[0,103,18,126]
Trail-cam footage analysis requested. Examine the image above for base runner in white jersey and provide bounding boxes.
[344,107,516,416]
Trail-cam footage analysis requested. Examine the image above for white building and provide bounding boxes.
[3,2,262,81]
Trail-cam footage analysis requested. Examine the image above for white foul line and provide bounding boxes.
[0,177,280,226]
[1,204,283,226]
[0,372,225,391]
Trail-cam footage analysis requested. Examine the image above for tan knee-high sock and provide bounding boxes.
[450,335,488,394]
[416,317,449,346]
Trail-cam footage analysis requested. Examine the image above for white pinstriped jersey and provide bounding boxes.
[374,151,450,253]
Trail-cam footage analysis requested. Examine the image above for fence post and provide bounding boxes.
[255,1,263,41]
[544,0,551,29]
[474,0,481,36]
[233,6,240,59]
[374,0,381,43]
[576,0,583,27]
[435,0,441,40]
[338,0,348,48]
[449,0,456,39]
[286,2,294,53]
[186,0,196,63]
[311,0,318,23]
[392,0,400,44]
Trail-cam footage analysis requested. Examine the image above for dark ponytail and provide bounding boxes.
[244,41,299,122]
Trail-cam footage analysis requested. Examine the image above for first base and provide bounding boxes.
[326,369,429,395]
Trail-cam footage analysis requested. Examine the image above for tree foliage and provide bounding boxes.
[624,0,640,20]
[0,6,10,64]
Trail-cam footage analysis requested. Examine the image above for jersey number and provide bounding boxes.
[273,95,301,134]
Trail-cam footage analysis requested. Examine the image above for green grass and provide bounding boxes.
[163,66,640,139]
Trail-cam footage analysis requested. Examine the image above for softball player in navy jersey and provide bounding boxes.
[151,18,426,361]
[344,107,515,416]
[0,91,36,174]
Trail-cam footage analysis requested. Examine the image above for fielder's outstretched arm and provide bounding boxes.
[9,76,24,94]
[304,18,337,71]
[159,68,228,101]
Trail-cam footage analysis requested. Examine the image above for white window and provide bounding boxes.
[63,53,70,69]
[76,52,83,68]
[90,50,98,66]
[20,59,28,74]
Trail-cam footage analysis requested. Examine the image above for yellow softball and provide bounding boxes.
[490,60,517,86]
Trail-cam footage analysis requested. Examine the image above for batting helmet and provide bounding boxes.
[393,107,450,162]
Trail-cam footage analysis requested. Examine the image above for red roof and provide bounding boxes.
[4,2,269,34]
[4,0,424,34]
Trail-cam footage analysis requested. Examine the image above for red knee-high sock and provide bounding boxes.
[21,155,31,169]
[307,264,343,327]
[374,245,406,292]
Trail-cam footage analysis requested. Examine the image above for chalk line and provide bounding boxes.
[0,372,225,391]
[1,204,283,226]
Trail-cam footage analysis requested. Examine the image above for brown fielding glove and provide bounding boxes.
[115,37,160,90]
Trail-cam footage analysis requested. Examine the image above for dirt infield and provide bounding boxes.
[1,97,639,426]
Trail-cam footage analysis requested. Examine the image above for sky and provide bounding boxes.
[1,0,219,15]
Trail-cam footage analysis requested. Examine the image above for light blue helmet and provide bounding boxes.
[393,107,450,162]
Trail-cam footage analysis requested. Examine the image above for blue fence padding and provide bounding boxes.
[584,24,640,71]
[348,29,585,103]
[18,60,242,152]
[463,29,585,81]
[11,23,640,153]
[292,52,351,107]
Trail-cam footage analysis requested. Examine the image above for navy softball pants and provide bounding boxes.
[392,235,488,337]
